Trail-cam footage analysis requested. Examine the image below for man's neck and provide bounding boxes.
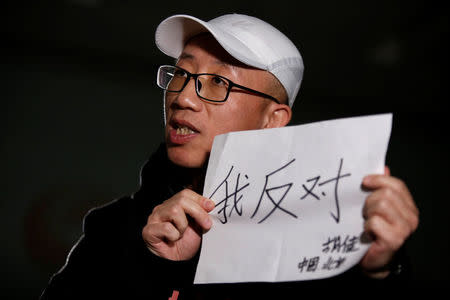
[169,160,207,194]
[189,168,206,193]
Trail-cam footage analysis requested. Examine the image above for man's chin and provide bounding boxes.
[166,145,206,169]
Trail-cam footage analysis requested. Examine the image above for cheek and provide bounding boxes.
[208,104,265,137]
[164,96,172,119]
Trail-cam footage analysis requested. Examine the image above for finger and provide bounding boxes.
[364,215,405,253]
[363,188,413,230]
[174,189,215,228]
[180,199,213,231]
[177,189,216,212]
[364,187,419,234]
[154,204,190,235]
[203,197,216,212]
[361,215,397,271]
[154,190,213,231]
[362,175,417,215]
[143,222,181,244]
[151,190,215,229]
[363,174,408,195]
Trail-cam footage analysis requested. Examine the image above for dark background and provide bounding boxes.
[2,0,448,298]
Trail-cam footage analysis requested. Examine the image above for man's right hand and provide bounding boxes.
[142,189,215,261]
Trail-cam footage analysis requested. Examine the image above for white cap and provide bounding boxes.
[155,14,304,107]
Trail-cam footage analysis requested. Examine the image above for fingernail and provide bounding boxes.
[205,216,212,227]
[205,199,215,210]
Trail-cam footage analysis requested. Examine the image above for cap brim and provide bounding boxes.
[155,15,265,69]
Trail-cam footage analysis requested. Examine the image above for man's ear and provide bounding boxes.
[263,104,292,128]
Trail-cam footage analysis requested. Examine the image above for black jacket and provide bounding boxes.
[40,144,410,300]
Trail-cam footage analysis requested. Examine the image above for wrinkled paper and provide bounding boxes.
[194,114,392,284]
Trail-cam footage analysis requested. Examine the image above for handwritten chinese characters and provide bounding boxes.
[209,158,351,225]
[209,166,250,224]
[298,235,360,274]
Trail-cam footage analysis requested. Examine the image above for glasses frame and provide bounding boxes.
[157,65,280,104]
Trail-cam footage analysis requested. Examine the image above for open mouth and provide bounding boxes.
[175,125,197,135]
[168,120,200,145]
[171,119,199,135]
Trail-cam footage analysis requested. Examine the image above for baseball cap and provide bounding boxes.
[155,14,304,107]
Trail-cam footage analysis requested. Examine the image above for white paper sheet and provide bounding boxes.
[194,114,392,284]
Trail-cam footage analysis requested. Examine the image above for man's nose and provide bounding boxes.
[170,78,202,111]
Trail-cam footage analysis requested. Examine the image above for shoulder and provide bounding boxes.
[82,196,134,236]
[79,145,170,237]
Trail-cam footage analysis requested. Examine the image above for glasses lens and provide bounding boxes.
[197,74,229,102]
[157,66,230,102]
[158,66,188,92]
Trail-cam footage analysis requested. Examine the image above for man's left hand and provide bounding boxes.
[359,166,419,278]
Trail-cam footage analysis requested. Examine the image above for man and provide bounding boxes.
[41,14,419,299]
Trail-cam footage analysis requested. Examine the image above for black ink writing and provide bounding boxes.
[322,235,360,254]
[322,256,346,271]
[298,256,320,273]
[251,159,297,223]
[209,158,351,224]
[300,176,322,200]
[209,166,250,224]
[300,158,351,223]
[318,158,351,223]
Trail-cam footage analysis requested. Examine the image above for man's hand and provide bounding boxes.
[360,166,419,278]
[142,189,215,261]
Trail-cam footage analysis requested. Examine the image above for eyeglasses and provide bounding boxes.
[157,65,280,104]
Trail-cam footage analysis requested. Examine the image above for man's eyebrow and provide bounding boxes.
[213,59,236,70]
[178,52,194,61]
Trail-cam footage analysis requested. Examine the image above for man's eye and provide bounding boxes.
[173,69,187,77]
[211,76,227,86]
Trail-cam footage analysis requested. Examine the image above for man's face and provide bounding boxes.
[164,34,282,168]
